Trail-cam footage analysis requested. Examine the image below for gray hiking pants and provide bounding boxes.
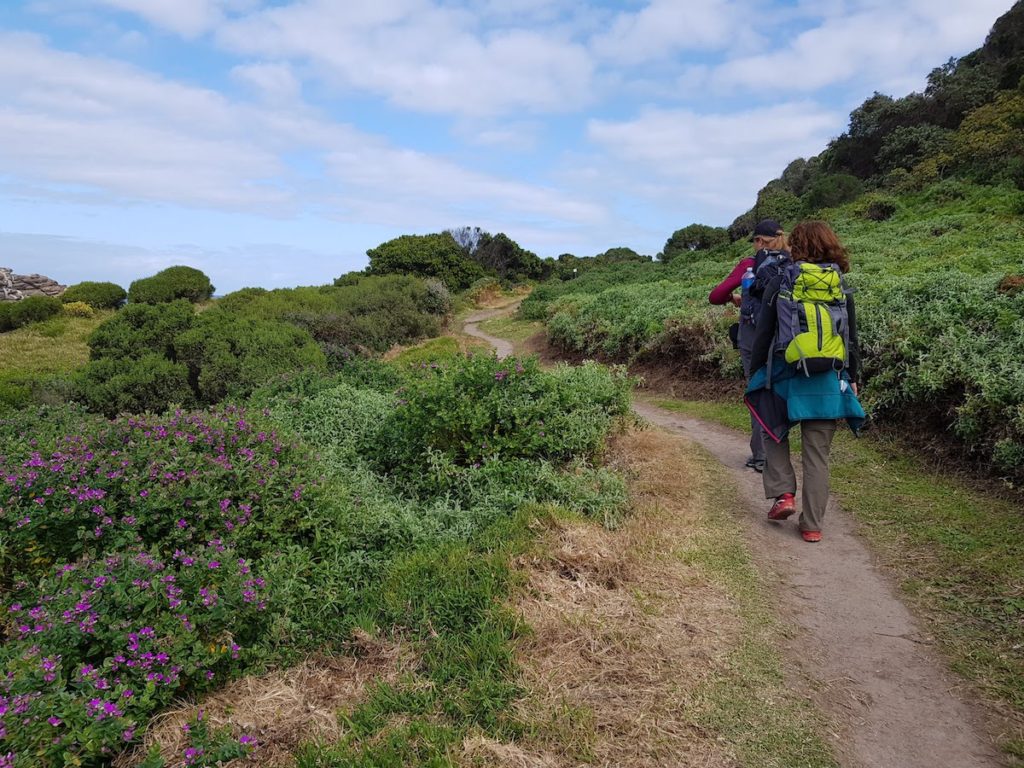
[763,419,838,532]
[738,322,765,462]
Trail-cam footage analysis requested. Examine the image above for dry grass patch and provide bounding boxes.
[497,428,742,767]
[116,631,418,767]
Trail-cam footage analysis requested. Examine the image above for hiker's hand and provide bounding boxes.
[730,293,742,307]
[851,383,859,396]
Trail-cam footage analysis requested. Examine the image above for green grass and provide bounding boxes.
[388,336,462,366]
[681,446,838,767]
[0,311,111,376]
[290,505,552,766]
[655,396,1024,751]
[0,311,112,411]
[477,316,543,349]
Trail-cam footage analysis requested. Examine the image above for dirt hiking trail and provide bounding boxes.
[634,401,1002,768]
[471,303,1005,768]
[462,305,516,359]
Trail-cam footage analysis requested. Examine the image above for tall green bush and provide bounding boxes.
[128,265,215,304]
[366,233,487,291]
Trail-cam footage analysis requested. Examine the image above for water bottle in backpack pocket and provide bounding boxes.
[773,262,851,375]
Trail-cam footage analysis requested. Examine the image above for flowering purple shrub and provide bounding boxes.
[1,405,314,583]
[1,546,265,764]
[0,405,314,765]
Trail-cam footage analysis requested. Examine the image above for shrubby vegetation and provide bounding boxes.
[61,281,126,310]
[0,296,63,332]
[527,181,1024,483]
[128,266,215,305]
[74,274,449,417]
[0,352,632,765]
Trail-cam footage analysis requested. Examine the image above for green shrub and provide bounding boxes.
[0,295,63,332]
[174,309,327,404]
[371,354,631,492]
[128,265,215,304]
[62,280,127,309]
[62,300,95,318]
[74,353,195,415]
[87,299,194,361]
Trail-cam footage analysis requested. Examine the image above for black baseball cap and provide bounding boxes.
[750,219,782,241]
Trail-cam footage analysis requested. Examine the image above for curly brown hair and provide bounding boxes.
[789,221,850,273]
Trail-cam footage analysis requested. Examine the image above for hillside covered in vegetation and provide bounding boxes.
[521,2,1024,485]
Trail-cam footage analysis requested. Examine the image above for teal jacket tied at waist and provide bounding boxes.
[744,356,865,443]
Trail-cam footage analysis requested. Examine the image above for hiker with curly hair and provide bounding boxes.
[709,219,788,473]
[744,220,865,543]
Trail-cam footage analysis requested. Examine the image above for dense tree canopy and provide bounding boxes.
[365,232,486,291]
[661,224,729,263]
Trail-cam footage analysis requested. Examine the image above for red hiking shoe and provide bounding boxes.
[767,493,796,520]
[801,530,822,543]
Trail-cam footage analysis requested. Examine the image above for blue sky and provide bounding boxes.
[0,0,1015,293]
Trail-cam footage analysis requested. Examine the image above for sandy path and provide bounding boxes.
[631,400,1003,768]
[462,305,516,359]
[464,304,1004,767]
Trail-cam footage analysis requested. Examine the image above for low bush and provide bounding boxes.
[174,309,326,404]
[0,406,314,765]
[86,300,194,362]
[62,281,126,310]
[0,296,63,332]
[128,266,214,305]
[74,354,196,416]
[371,354,632,493]
[76,301,326,414]
[62,300,95,318]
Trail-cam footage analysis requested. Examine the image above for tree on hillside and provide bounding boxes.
[950,91,1024,185]
[471,232,547,282]
[595,247,651,263]
[925,57,1000,127]
[366,232,487,291]
[661,224,729,263]
[802,173,864,212]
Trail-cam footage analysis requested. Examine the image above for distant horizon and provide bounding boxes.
[0,1,1015,292]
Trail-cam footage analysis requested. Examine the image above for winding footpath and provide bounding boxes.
[472,304,1005,768]
[462,304,516,359]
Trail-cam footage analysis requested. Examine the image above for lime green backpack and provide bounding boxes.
[772,262,851,376]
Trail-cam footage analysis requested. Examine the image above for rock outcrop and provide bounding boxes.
[0,267,65,301]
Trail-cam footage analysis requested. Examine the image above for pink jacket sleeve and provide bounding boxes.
[708,258,755,305]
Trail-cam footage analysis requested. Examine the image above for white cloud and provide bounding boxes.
[216,0,595,117]
[0,32,606,237]
[708,0,1017,95]
[590,0,744,65]
[0,33,287,209]
[86,0,261,37]
[325,142,604,230]
[230,62,303,104]
[587,102,844,221]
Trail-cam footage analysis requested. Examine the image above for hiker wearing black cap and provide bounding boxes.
[709,219,789,473]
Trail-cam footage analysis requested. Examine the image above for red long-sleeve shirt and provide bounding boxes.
[708,257,755,305]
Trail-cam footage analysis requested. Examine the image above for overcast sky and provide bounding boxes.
[0,0,1015,292]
